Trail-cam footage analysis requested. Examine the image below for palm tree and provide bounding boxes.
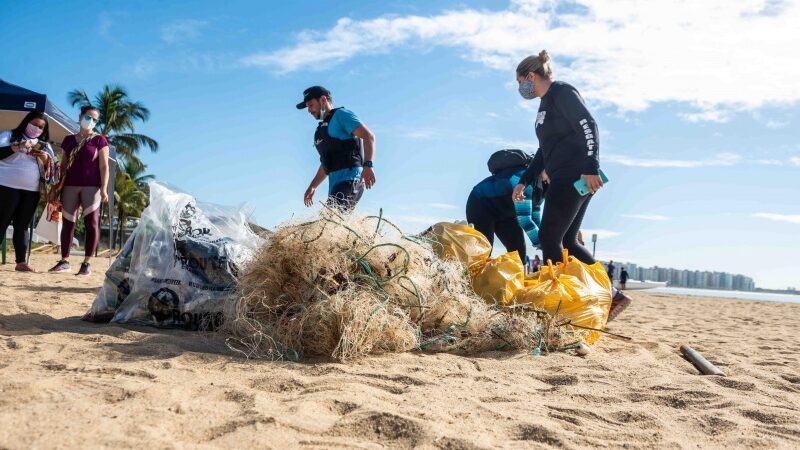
[114,176,148,247]
[111,161,154,247]
[67,85,158,167]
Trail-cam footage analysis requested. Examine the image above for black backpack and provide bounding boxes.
[487,149,532,174]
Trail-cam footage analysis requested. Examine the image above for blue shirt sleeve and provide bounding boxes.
[329,108,362,140]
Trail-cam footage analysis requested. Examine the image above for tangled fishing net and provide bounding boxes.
[224,209,573,361]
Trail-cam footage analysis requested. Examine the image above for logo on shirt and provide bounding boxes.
[579,118,596,151]
[536,111,546,127]
[315,138,323,146]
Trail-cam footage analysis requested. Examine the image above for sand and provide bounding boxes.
[1,254,799,449]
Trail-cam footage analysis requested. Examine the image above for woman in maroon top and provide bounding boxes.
[48,106,109,276]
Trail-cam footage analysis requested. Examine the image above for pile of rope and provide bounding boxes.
[223,209,572,361]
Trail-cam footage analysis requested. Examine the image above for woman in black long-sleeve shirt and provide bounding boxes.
[511,50,604,265]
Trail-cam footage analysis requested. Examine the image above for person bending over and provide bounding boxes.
[467,149,543,262]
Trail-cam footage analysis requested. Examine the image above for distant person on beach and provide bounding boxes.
[296,86,376,211]
[532,255,541,273]
[467,149,544,262]
[0,112,58,272]
[607,260,615,281]
[512,50,604,267]
[620,267,629,290]
[48,106,109,276]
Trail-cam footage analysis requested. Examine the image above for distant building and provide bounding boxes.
[601,260,755,291]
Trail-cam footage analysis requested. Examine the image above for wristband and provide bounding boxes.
[363,160,374,168]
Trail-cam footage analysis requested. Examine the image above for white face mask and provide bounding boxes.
[317,105,328,122]
[80,114,98,131]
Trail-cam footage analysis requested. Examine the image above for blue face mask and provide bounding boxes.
[518,78,536,99]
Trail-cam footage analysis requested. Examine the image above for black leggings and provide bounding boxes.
[466,193,528,261]
[0,184,40,263]
[539,179,595,265]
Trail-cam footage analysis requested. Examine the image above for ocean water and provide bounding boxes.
[649,287,800,304]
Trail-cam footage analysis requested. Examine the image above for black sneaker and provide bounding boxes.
[76,262,91,277]
[48,260,71,273]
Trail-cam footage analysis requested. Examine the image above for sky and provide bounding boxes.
[2,0,799,289]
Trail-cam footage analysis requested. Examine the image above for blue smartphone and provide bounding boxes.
[573,169,609,196]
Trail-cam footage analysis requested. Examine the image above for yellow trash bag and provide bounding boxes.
[554,248,613,323]
[515,259,610,345]
[427,222,492,278]
[472,251,525,305]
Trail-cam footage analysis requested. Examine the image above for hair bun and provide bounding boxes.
[538,50,550,63]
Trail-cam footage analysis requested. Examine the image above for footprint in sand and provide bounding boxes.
[740,409,795,425]
[432,436,487,450]
[329,411,428,448]
[103,387,137,404]
[694,415,738,436]
[515,424,565,447]
[780,374,800,384]
[712,377,756,391]
[224,389,256,410]
[537,375,579,386]
[610,410,658,425]
[250,376,306,393]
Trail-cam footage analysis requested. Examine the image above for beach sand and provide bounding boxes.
[1,254,799,449]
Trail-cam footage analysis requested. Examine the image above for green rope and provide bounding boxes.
[396,275,424,324]
[357,259,385,291]
[356,243,412,283]
[374,208,384,234]
[452,305,473,329]
[363,214,404,235]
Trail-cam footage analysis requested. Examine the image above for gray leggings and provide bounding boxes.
[60,186,101,258]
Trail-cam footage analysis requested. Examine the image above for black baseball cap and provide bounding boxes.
[296,86,331,109]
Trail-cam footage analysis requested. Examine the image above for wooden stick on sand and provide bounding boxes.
[680,344,726,376]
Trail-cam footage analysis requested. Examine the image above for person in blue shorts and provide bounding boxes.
[296,86,376,211]
[466,149,544,262]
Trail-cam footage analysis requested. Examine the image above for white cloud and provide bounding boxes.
[428,202,459,210]
[476,136,537,152]
[241,0,800,116]
[753,213,800,224]
[790,156,800,166]
[765,119,789,129]
[621,214,669,221]
[604,152,742,168]
[756,159,783,165]
[679,108,732,123]
[127,52,227,78]
[581,229,621,239]
[161,19,208,44]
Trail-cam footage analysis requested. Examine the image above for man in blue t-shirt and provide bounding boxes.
[296,86,376,211]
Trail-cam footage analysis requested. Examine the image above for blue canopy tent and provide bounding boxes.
[0,79,117,264]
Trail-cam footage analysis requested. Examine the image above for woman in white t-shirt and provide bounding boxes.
[0,111,57,272]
